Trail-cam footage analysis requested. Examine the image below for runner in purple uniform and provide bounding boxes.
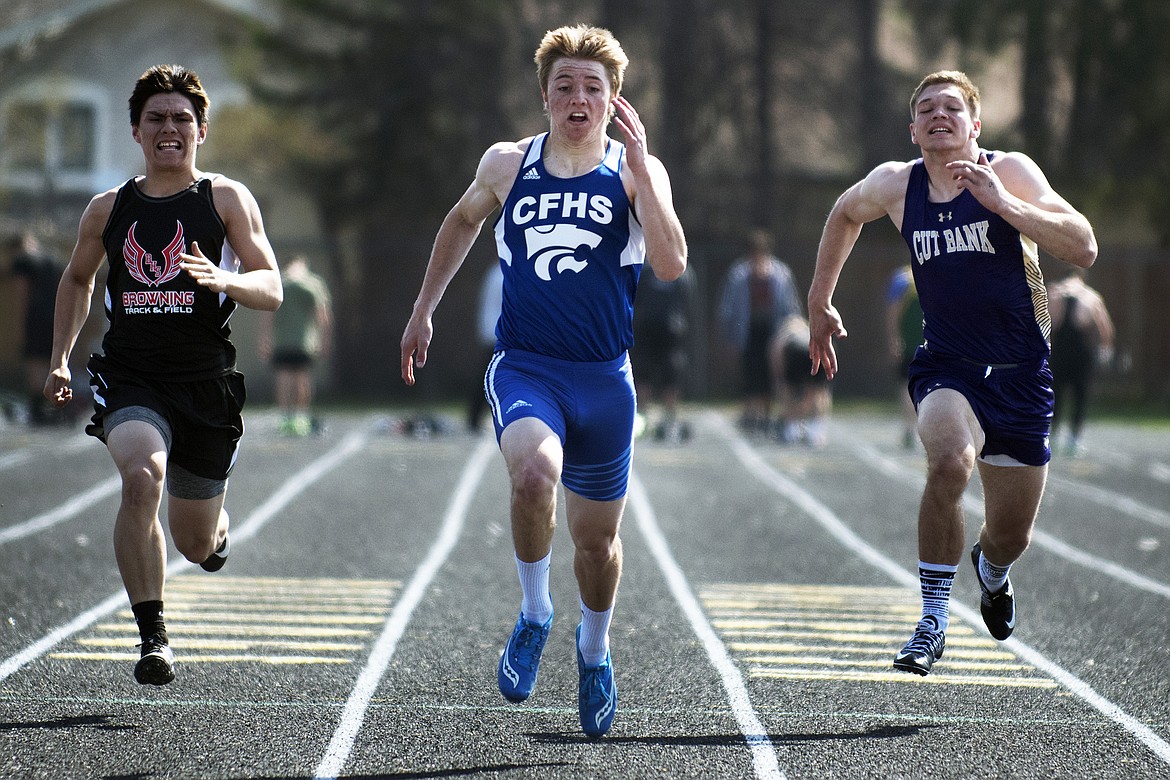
[807,71,1097,675]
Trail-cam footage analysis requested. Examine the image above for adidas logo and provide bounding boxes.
[522,168,540,180]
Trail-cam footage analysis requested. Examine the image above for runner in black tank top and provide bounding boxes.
[42,65,282,686]
[100,177,237,380]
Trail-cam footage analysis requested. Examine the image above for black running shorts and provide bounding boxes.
[85,354,246,482]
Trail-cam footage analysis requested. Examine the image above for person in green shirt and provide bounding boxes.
[260,255,331,435]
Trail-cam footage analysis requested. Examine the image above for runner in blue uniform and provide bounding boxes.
[44,65,282,686]
[400,25,686,736]
[807,71,1097,675]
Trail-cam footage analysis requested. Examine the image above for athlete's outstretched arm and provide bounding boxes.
[401,144,515,385]
[613,97,687,282]
[44,192,113,407]
[808,162,906,380]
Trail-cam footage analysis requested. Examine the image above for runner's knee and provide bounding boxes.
[119,460,165,510]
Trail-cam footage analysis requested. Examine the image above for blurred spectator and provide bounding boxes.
[8,230,64,425]
[1047,268,1114,456]
[769,314,831,446]
[632,266,694,442]
[886,264,923,449]
[260,255,332,436]
[468,262,503,432]
[718,229,801,433]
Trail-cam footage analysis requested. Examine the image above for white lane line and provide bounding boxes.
[1045,473,1170,530]
[0,475,120,545]
[0,451,30,470]
[0,433,93,472]
[845,432,1170,600]
[0,426,370,684]
[711,413,1170,768]
[628,472,785,780]
[314,436,495,780]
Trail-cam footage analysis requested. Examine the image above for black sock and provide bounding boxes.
[131,600,168,644]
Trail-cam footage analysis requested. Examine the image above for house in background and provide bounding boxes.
[0,0,321,393]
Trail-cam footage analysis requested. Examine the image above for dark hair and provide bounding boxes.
[128,64,210,127]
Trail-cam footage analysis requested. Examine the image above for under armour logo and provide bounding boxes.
[938,212,953,223]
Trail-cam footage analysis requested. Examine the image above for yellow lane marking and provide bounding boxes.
[116,611,388,625]
[51,576,399,669]
[50,652,353,665]
[750,668,1057,687]
[730,641,1015,661]
[742,655,1033,671]
[165,576,397,589]
[711,609,920,623]
[719,628,992,646]
[77,637,365,652]
[92,623,373,638]
[712,617,964,632]
[700,583,1056,688]
[116,601,390,612]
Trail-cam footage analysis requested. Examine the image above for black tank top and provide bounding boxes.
[100,177,237,380]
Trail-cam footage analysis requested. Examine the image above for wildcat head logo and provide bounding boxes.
[124,221,185,287]
[524,224,601,281]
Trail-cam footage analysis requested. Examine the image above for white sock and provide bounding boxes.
[516,551,553,624]
[978,551,1011,592]
[918,561,958,634]
[578,598,613,667]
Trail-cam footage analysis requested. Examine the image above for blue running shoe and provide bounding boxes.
[576,625,617,737]
[498,611,552,703]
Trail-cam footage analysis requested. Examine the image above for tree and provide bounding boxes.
[900,0,1170,245]
[236,0,520,396]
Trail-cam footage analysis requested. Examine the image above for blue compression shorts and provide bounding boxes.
[485,349,635,501]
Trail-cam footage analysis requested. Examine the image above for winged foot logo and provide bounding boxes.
[525,224,601,281]
[124,220,185,287]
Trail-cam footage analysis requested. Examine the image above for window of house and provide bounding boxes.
[2,98,97,178]
[5,102,48,170]
[58,103,97,172]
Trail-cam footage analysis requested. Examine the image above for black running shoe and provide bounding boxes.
[893,620,945,676]
[134,634,175,685]
[971,542,1016,640]
[200,532,230,572]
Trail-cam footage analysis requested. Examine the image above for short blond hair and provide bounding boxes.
[534,24,628,98]
[909,70,981,120]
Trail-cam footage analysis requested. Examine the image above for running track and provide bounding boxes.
[1,407,1167,778]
